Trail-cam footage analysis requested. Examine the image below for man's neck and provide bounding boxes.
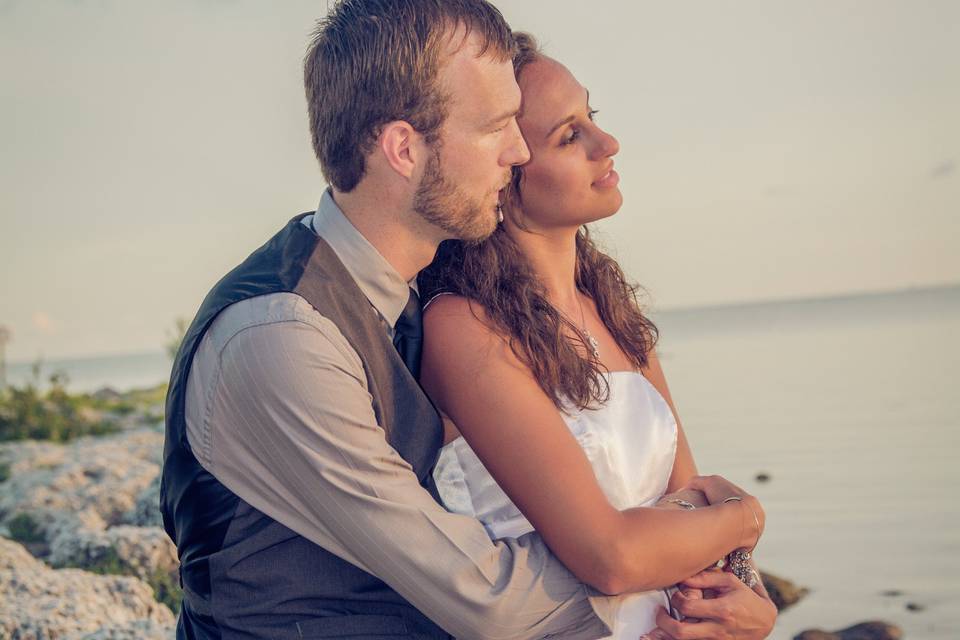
[331,187,442,283]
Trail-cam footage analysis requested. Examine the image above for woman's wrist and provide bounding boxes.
[741,496,764,548]
[720,496,763,550]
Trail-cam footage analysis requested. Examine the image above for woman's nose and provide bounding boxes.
[591,127,619,160]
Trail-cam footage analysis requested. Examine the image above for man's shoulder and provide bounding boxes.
[204,292,353,358]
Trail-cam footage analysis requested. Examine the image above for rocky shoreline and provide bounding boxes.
[0,386,904,639]
[0,386,176,639]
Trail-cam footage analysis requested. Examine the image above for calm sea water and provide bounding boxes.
[653,286,960,639]
[4,286,958,637]
[5,351,171,393]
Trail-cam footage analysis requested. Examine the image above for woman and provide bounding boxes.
[418,33,773,638]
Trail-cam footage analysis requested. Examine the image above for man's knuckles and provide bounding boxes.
[654,608,703,640]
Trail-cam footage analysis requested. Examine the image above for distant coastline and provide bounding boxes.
[7,349,167,370]
[5,351,171,394]
[651,281,960,316]
[5,282,958,392]
[651,281,960,339]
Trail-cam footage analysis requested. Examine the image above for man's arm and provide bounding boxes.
[186,295,613,640]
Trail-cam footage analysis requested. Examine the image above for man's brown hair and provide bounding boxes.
[305,0,515,192]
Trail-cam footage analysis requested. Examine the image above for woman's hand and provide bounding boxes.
[655,488,708,510]
[683,475,749,505]
[684,475,765,549]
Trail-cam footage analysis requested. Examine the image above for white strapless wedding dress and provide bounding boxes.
[433,371,679,639]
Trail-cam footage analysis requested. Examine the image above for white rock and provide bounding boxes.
[0,537,175,639]
[48,525,178,584]
[0,428,180,637]
[122,474,162,528]
[0,429,164,545]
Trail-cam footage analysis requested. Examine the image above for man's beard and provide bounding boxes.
[412,145,502,244]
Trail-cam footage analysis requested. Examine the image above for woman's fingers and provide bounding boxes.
[656,488,709,509]
[684,474,747,504]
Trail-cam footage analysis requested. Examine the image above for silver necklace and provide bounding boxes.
[560,294,600,359]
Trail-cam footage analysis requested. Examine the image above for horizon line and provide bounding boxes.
[651,281,960,316]
[6,280,959,365]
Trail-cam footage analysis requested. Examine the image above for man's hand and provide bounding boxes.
[646,569,777,640]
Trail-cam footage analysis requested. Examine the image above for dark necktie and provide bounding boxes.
[393,288,423,378]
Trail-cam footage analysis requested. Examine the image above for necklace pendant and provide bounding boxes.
[585,331,600,358]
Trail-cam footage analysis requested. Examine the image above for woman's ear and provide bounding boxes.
[378,120,423,181]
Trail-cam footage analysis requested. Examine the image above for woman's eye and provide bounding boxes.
[561,128,581,146]
[588,109,599,121]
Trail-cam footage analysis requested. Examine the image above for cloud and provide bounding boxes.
[930,159,956,179]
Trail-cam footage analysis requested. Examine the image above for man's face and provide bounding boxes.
[413,32,529,243]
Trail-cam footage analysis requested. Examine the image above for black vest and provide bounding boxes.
[161,215,449,639]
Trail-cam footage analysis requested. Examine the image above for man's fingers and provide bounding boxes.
[679,587,703,601]
[654,606,719,640]
[681,568,740,592]
[671,588,735,622]
[670,588,702,611]
[640,626,676,640]
[670,589,703,622]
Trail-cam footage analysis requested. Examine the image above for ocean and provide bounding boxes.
[4,285,958,637]
[654,285,959,639]
[5,350,172,394]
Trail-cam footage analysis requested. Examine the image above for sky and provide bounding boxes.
[1,0,958,361]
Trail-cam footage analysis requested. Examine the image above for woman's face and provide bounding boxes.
[511,56,622,230]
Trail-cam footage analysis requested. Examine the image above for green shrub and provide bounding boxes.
[109,402,137,416]
[0,461,10,483]
[8,512,44,544]
[75,546,182,614]
[0,369,121,443]
[84,546,127,576]
[149,567,183,614]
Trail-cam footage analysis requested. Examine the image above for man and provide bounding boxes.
[161,1,776,638]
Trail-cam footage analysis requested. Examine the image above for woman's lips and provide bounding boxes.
[593,168,619,188]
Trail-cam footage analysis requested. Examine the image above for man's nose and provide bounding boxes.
[505,120,530,166]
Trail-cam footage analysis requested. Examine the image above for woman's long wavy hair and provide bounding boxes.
[418,32,658,411]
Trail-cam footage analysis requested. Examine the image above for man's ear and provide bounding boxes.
[378,120,422,180]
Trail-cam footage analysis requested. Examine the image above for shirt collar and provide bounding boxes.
[309,189,411,329]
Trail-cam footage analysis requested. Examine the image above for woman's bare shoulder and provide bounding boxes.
[421,293,524,391]
[423,293,497,337]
